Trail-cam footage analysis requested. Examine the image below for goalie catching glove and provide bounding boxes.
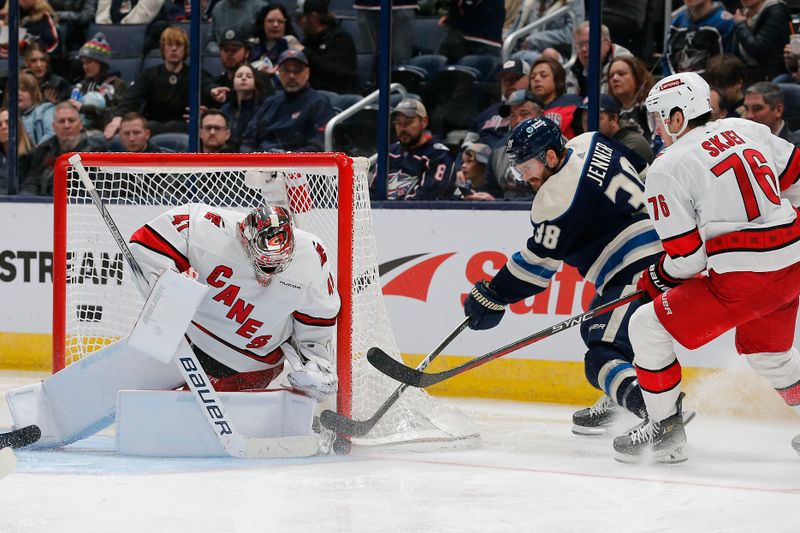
[282,341,337,402]
[464,280,508,330]
[637,254,683,302]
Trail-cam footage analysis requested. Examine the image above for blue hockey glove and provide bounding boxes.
[464,280,507,330]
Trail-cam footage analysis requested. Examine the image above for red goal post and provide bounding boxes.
[52,152,478,448]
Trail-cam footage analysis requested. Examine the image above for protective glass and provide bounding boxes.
[647,110,666,136]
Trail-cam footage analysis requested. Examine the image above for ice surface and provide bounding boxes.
[1,371,799,533]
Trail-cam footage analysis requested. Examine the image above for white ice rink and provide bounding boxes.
[1,370,799,533]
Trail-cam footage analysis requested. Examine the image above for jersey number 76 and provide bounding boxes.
[711,149,781,221]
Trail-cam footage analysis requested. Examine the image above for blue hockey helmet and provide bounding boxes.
[506,117,566,167]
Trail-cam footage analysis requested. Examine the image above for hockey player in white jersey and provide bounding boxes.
[614,72,800,463]
[129,203,340,394]
[5,203,340,450]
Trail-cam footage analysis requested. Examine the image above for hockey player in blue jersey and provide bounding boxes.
[463,116,666,434]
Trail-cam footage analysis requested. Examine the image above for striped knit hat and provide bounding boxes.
[79,33,112,66]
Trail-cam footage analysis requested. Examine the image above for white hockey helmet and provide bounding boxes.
[645,72,712,142]
[237,204,295,287]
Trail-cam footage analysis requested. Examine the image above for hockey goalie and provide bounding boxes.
[6,202,340,456]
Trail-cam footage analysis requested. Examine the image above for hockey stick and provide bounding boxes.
[368,290,645,388]
[0,426,41,449]
[319,317,470,436]
[70,154,317,459]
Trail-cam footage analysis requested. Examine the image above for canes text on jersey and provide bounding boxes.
[206,265,272,349]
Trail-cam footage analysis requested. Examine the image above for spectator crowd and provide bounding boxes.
[1,0,800,202]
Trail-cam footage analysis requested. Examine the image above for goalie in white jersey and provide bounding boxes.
[129,203,340,396]
[614,72,800,463]
[5,202,340,450]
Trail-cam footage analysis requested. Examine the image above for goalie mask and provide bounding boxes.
[237,205,295,286]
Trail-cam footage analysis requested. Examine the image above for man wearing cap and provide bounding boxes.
[384,98,455,200]
[240,49,335,153]
[484,89,544,200]
[469,58,531,148]
[579,94,654,164]
[209,28,274,107]
[205,0,264,54]
[293,0,358,94]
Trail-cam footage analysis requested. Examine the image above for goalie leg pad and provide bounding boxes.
[6,338,185,449]
[116,389,317,457]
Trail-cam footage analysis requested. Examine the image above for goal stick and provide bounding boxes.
[368,290,645,388]
[69,154,317,459]
[319,317,470,436]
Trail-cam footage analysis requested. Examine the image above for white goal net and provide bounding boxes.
[53,152,479,448]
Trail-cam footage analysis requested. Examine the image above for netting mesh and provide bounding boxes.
[58,154,478,447]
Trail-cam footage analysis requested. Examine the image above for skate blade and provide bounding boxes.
[571,424,608,436]
[614,446,687,465]
[682,410,696,426]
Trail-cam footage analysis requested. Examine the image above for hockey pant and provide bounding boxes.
[629,264,800,423]
[580,281,647,416]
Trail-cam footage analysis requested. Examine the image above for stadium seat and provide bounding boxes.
[141,55,164,71]
[108,57,143,84]
[408,54,447,79]
[779,83,800,131]
[391,65,428,100]
[331,93,363,112]
[86,23,148,57]
[173,21,212,50]
[329,0,356,16]
[331,106,378,157]
[202,55,223,76]
[457,55,499,81]
[357,53,373,92]
[340,17,358,42]
[411,17,443,56]
[428,65,484,135]
[151,133,189,153]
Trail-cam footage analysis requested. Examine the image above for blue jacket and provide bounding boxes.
[22,102,55,145]
[240,86,335,153]
[385,135,455,200]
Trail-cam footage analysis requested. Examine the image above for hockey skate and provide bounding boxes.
[572,395,622,436]
[612,393,688,464]
[792,434,800,456]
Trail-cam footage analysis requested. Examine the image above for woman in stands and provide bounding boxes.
[72,33,128,115]
[0,0,60,58]
[221,63,270,147]
[23,42,70,103]
[607,56,654,140]
[528,57,582,138]
[252,4,297,75]
[0,107,35,193]
[19,72,56,145]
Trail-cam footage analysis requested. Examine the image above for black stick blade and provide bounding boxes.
[0,425,41,449]
[319,409,374,437]
[367,348,426,387]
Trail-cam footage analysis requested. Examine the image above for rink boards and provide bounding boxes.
[0,204,766,404]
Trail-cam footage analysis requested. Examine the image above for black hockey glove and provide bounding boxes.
[464,280,507,330]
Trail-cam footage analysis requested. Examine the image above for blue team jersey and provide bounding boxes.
[493,133,663,301]
[386,136,456,200]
